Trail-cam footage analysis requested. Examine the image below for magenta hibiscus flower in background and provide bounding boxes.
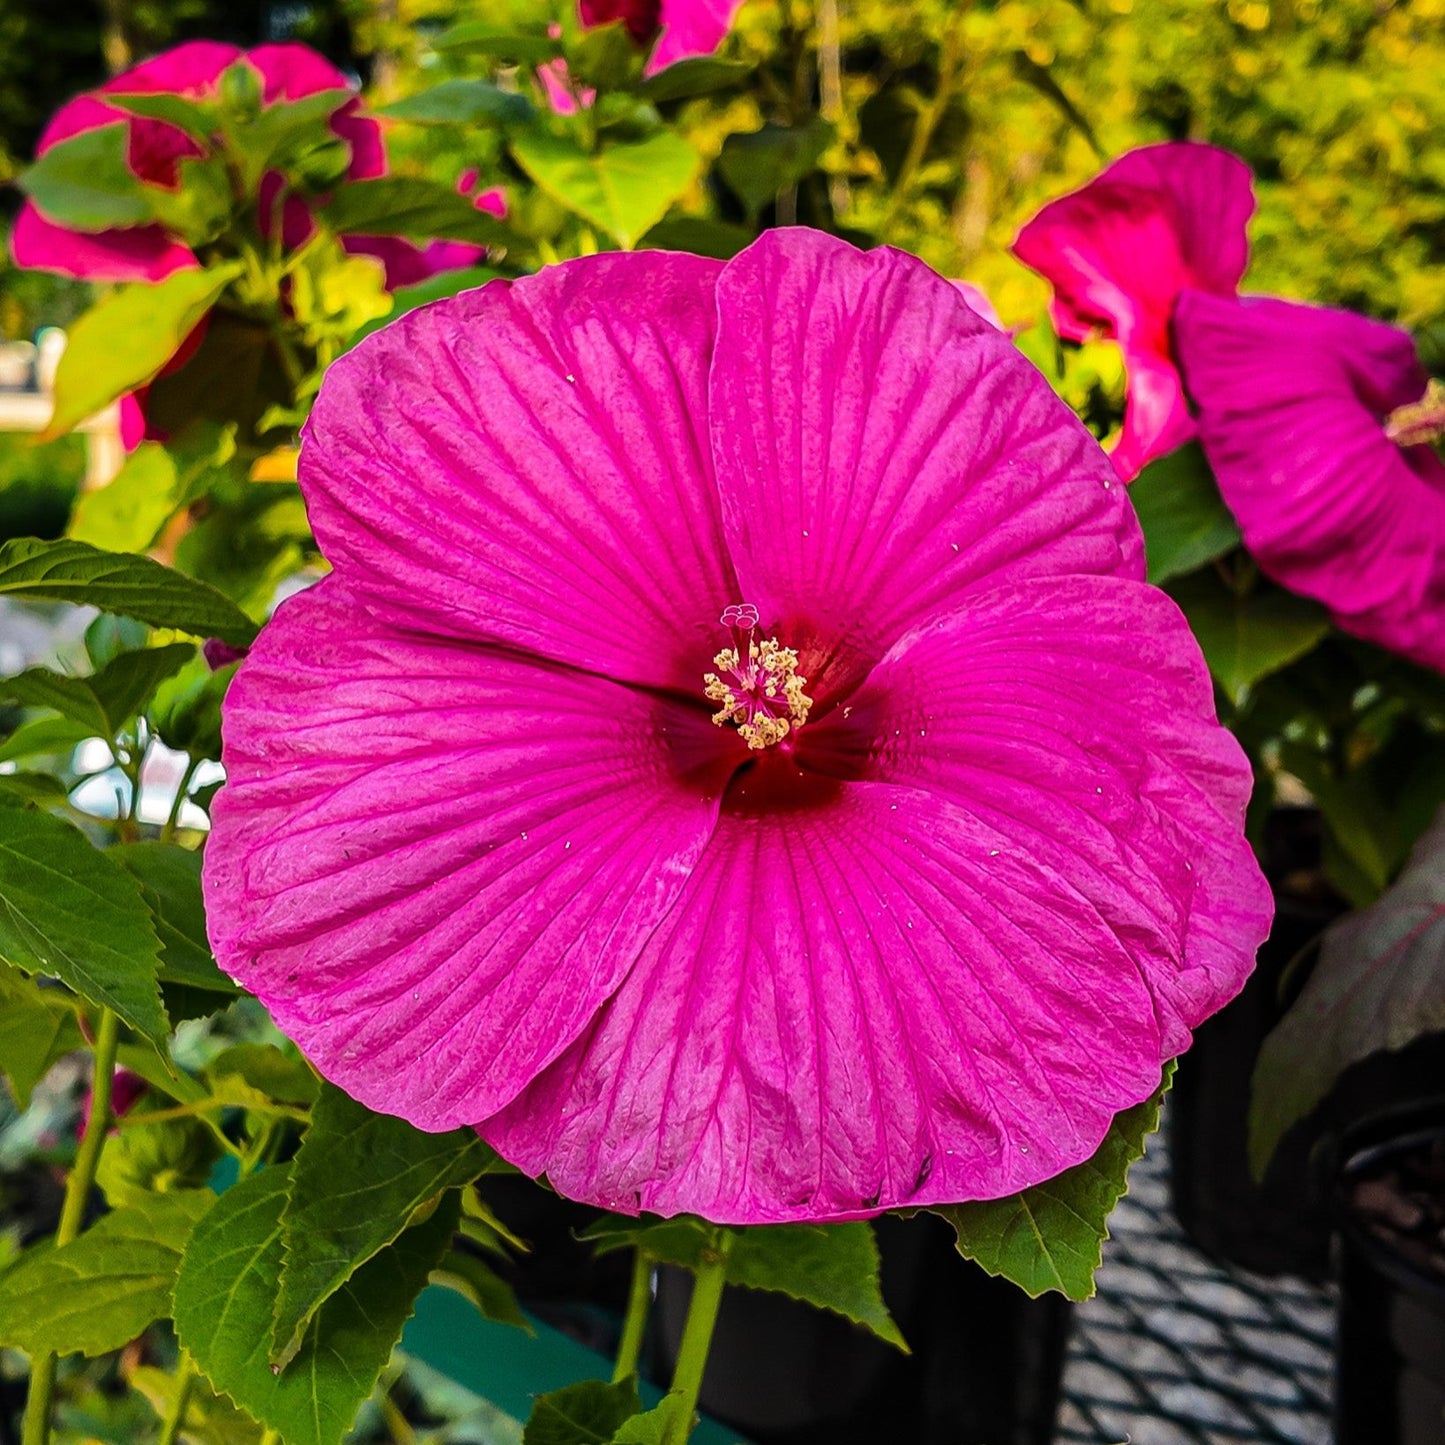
[580,0,746,74]
[203,229,1270,1223]
[1013,142,1255,482]
[11,40,384,283]
[1175,291,1445,674]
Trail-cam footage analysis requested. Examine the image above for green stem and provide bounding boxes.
[22,1010,121,1445]
[157,1356,196,1445]
[879,2,971,235]
[612,1250,652,1383]
[662,1231,732,1445]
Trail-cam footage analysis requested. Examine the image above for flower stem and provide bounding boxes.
[612,1250,652,1383]
[157,1356,196,1445]
[22,1009,121,1445]
[661,1231,733,1445]
[879,2,971,235]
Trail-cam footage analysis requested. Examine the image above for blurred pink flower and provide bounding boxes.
[12,41,384,282]
[1013,142,1255,481]
[204,229,1268,1223]
[1175,291,1445,673]
[580,0,745,74]
[342,175,507,289]
[78,1068,147,1137]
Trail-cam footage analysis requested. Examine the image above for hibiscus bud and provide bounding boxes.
[219,59,263,123]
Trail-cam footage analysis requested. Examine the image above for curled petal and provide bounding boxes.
[1013,143,1255,480]
[709,229,1140,704]
[203,578,725,1130]
[300,250,735,691]
[1175,290,1445,672]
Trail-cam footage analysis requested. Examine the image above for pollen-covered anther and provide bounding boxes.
[704,606,812,749]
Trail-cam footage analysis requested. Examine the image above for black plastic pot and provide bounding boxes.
[1333,1104,1445,1445]
[650,1212,1071,1445]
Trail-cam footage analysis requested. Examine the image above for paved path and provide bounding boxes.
[1057,1130,1335,1444]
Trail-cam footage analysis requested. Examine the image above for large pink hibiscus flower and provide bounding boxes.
[203,229,1270,1224]
[1175,291,1445,674]
[12,41,385,283]
[579,0,745,74]
[1013,143,1255,482]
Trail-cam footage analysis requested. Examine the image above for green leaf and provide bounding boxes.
[225,88,352,190]
[105,91,217,143]
[523,1378,642,1445]
[109,843,238,999]
[570,22,644,89]
[639,57,753,104]
[610,1399,679,1444]
[1169,572,1331,706]
[432,1248,531,1333]
[204,1043,316,1106]
[640,216,753,259]
[0,715,94,765]
[175,1166,457,1445]
[378,80,533,127]
[18,124,157,232]
[716,118,832,217]
[273,1083,493,1365]
[511,129,700,247]
[0,958,82,1108]
[1128,443,1241,585]
[935,1061,1176,1301]
[583,1218,905,1349]
[1252,804,1445,1175]
[44,264,242,438]
[0,1190,211,1355]
[0,644,194,739]
[317,177,513,247]
[0,538,259,645]
[70,445,188,553]
[0,801,168,1043]
[431,22,559,64]
[132,1365,266,1445]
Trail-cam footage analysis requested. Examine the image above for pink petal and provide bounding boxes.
[1013,143,1254,480]
[649,0,745,74]
[299,250,736,692]
[103,40,241,98]
[247,43,353,101]
[484,574,1268,1222]
[708,229,1140,704]
[202,578,725,1130]
[952,279,1005,331]
[483,784,1167,1222]
[1175,290,1445,672]
[10,202,197,282]
[35,93,125,151]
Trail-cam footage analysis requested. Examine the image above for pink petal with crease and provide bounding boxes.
[299,249,735,691]
[1013,143,1255,480]
[1176,290,1445,672]
[203,578,725,1130]
[11,203,196,281]
[709,229,1140,702]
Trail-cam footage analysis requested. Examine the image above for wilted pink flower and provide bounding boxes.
[12,41,384,283]
[204,230,1269,1223]
[580,0,745,74]
[1013,143,1255,482]
[1175,291,1445,673]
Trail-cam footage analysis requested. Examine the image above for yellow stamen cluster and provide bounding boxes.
[1385,378,1445,448]
[704,637,813,750]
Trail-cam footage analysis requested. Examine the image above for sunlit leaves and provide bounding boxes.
[43,264,241,438]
